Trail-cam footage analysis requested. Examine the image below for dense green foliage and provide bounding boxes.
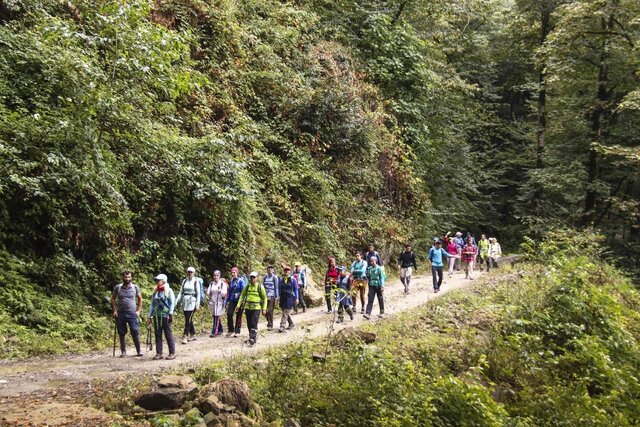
[183,236,640,426]
[0,0,639,357]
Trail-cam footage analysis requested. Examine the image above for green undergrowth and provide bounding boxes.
[181,249,640,425]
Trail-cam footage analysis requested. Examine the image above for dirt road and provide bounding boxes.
[0,270,483,425]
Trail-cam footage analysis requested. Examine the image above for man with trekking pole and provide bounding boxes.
[111,270,143,358]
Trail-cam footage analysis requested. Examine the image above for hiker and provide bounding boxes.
[147,274,176,360]
[428,238,456,292]
[206,270,227,337]
[453,232,465,271]
[176,266,201,344]
[336,266,354,323]
[446,237,460,277]
[365,243,383,267]
[398,243,418,295]
[350,251,368,313]
[478,234,490,271]
[488,237,502,269]
[262,265,280,330]
[364,256,385,319]
[278,266,299,332]
[225,267,245,337]
[324,257,339,314]
[111,270,143,357]
[237,272,267,346]
[462,237,478,279]
[293,262,307,314]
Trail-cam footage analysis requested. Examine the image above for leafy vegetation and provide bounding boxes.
[0,0,639,358]
[181,234,640,426]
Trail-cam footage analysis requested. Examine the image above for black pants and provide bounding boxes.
[153,315,175,355]
[117,311,141,353]
[245,309,261,343]
[226,301,242,334]
[478,254,490,271]
[366,286,384,315]
[183,310,196,336]
[432,266,444,290]
[325,285,334,311]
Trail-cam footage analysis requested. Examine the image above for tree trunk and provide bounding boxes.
[583,16,612,226]
[532,9,551,216]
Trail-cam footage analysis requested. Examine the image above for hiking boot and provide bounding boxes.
[267,326,273,331]
[360,308,365,314]
[225,332,233,337]
[302,308,306,313]
[189,335,197,341]
[363,314,370,320]
[181,336,188,345]
[135,352,144,357]
[378,314,384,318]
[248,339,255,346]
[210,333,215,338]
[233,333,238,338]
[119,351,127,358]
[287,324,295,330]
[153,354,163,360]
[349,312,354,321]
[277,327,285,333]
[336,318,343,324]
[166,353,176,360]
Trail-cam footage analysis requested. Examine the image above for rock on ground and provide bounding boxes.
[331,327,377,347]
[199,379,253,414]
[135,375,198,411]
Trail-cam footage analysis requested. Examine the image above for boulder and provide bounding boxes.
[219,413,258,427]
[203,412,221,427]
[198,394,224,416]
[205,379,253,414]
[331,327,376,347]
[134,375,198,411]
[311,353,326,362]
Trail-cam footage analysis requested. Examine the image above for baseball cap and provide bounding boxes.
[154,273,167,282]
[283,265,291,271]
[187,266,195,273]
[294,262,301,267]
[231,267,239,273]
[249,271,258,278]
[337,265,346,272]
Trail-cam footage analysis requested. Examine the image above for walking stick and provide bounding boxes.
[146,321,153,352]
[112,318,117,357]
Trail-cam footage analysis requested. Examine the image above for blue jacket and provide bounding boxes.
[263,274,280,299]
[279,276,299,309]
[428,247,452,268]
[226,277,245,304]
[336,275,352,307]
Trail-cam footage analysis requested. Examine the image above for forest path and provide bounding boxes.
[0,269,486,425]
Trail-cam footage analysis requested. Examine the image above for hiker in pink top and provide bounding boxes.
[446,237,460,277]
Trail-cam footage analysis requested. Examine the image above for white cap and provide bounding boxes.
[154,273,168,282]
[187,266,196,273]
[249,271,258,278]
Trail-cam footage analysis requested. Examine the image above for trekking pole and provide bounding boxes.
[112,318,117,357]
[146,323,153,352]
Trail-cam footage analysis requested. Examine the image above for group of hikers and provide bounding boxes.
[111,238,502,360]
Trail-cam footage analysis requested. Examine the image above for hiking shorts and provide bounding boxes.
[400,267,412,279]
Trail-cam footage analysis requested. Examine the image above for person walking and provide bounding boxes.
[488,237,502,269]
[324,257,339,314]
[335,266,354,323]
[478,234,490,271]
[446,237,460,277]
[293,262,307,314]
[365,244,383,267]
[147,274,176,360]
[262,265,280,330]
[350,252,368,314]
[428,238,456,292]
[364,256,385,319]
[225,267,245,337]
[238,272,267,346]
[111,270,143,357]
[278,266,298,332]
[397,243,418,295]
[206,270,227,337]
[462,237,478,279]
[453,232,465,271]
[176,266,201,344]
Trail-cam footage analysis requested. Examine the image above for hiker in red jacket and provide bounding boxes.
[324,257,339,314]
